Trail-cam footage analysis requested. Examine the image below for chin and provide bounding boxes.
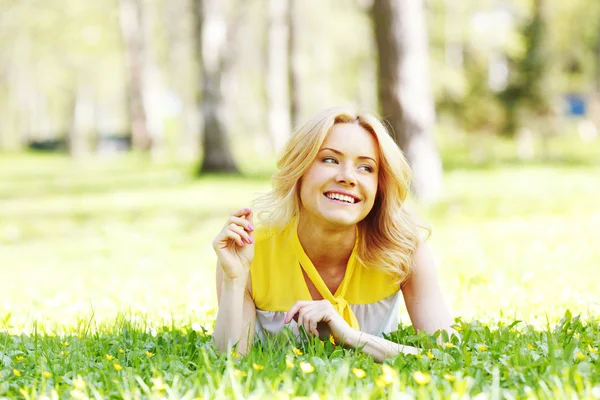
[319,211,362,227]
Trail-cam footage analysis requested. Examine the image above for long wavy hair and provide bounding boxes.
[252,106,422,284]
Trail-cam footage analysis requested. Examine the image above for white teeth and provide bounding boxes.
[326,193,355,204]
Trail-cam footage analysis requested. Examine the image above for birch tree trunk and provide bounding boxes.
[119,0,152,152]
[287,0,300,129]
[267,0,292,153]
[194,0,239,173]
[372,0,444,203]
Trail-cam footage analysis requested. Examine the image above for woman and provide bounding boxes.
[212,107,454,362]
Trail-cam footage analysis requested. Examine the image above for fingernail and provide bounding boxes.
[248,224,254,231]
[247,237,253,244]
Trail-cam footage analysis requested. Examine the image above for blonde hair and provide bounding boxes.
[252,106,421,284]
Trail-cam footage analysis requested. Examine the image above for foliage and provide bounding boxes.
[0,313,599,398]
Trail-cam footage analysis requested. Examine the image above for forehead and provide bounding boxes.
[321,123,379,158]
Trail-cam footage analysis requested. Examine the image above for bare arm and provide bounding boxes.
[213,263,256,354]
[401,239,455,337]
[344,240,455,361]
[211,208,257,354]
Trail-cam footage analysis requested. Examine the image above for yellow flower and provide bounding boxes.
[293,347,303,356]
[233,369,247,378]
[427,351,435,359]
[16,355,24,361]
[415,354,424,359]
[299,362,314,374]
[286,358,294,369]
[252,363,264,370]
[119,348,125,354]
[151,377,166,391]
[453,325,462,332]
[105,354,114,361]
[573,333,580,339]
[146,352,155,358]
[329,335,336,346]
[375,377,388,388]
[62,341,69,347]
[444,373,456,382]
[478,345,488,351]
[528,344,534,350]
[113,363,123,371]
[352,368,366,379]
[412,371,431,385]
[13,369,21,377]
[43,371,52,378]
[588,345,598,354]
[575,352,585,360]
[376,365,396,386]
[231,351,241,359]
[74,377,86,389]
[444,342,455,349]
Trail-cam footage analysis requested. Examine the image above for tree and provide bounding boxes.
[371,0,444,203]
[193,0,239,173]
[267,0,292,153]
[499,0,553,137]
[119,0,152,152]
[287,0,300,129]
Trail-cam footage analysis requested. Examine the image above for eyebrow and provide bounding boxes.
[319,147,378,164]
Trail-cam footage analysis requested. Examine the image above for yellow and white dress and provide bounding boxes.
[250,221,404,340]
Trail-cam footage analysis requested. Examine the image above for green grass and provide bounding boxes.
[0,133,599,398]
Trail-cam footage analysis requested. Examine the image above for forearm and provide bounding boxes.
[343,329,419,363]
[213,278,254,354]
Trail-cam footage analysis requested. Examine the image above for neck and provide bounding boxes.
[296,213,356,272]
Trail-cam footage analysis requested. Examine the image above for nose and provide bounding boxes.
[335,164,357,187]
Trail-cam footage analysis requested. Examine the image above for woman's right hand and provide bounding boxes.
[212,208,255,281]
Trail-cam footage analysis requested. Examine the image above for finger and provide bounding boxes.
[285,301,311,324]
[228,223,253,244]
[224,230,244,247]
[227,216,254,233]
[231,207,252,218]
[302,308,321,336]
[246,209,254,228]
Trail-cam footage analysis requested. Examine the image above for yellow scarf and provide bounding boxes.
[291,226,360,330]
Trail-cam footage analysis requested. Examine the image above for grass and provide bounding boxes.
[0,132,599,398]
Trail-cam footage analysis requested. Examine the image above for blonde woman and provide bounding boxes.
[212,107,454,362]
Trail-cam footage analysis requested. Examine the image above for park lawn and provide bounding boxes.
[0,134,599,398]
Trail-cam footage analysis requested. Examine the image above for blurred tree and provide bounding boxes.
[119,0,153,152]
[267,0,292,153]
[371,0,444,203]
[193,0,238,173]
[287,0,300,129]
[500,0,553,136]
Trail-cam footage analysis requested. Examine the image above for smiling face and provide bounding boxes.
[298,122,380,229]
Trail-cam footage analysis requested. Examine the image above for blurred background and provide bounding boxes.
[0,0,598,334]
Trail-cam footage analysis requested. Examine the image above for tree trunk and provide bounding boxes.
[372,0,443,203]
[119,0,152,152]
[193,0,239,173]
[67,81,91,158]
[287,0,300,129]
[267,0,292,153]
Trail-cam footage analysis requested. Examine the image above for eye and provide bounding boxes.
[358,165,374,173]
[322,157,338,164]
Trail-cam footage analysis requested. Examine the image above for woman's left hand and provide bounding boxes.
[284,300,353,341]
